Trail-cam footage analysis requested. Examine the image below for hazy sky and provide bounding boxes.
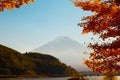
[0,0,95,53]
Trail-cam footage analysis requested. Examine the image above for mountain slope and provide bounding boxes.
[24,52,76,76]
[0,44,76,76]
[32,36,90,71]
[0,44,34,75]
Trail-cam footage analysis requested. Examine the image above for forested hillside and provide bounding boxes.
[0,44,76,77]
[0,44,34,75]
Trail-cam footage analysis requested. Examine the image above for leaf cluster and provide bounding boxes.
[0,0,34,12]
[74,0,120,73]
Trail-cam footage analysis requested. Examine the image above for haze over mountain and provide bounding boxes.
[32,36,90,71]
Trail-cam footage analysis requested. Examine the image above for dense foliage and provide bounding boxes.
[0,0,34,12]
[0,44,76,77]
[24,52,76,76]
[74,0,120,74]
[0,44,34,75]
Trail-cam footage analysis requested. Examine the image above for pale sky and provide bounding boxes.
[0,0,96,53]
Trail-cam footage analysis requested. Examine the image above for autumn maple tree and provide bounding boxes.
[0,0,34,12]
[74,0,120,75]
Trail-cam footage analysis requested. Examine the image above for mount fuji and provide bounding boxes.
[32,36,90,71]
